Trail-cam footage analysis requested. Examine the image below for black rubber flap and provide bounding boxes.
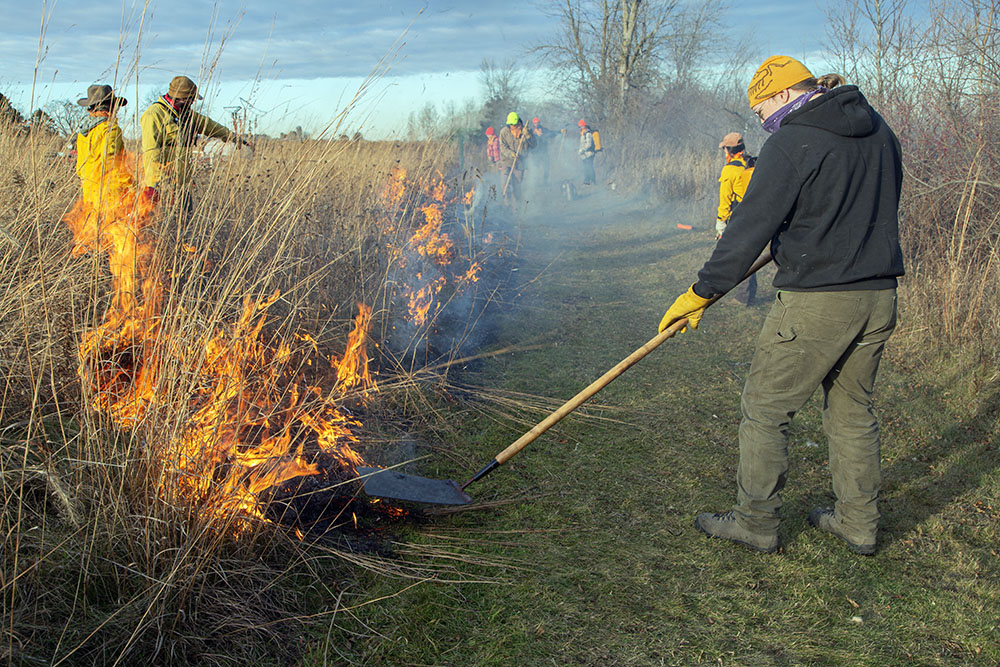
[356,466,472,505]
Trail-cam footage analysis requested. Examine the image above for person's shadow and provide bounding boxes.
[876,372,1000,547]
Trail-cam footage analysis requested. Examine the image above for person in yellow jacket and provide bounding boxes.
[74,85,133,221]
[715,132,756,304]
[67,84,160,316]
[139,75,242,212]
[715,132,755,238]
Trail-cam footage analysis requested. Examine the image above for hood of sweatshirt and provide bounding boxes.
[781,85,876,138]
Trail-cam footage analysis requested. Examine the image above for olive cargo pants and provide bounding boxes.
[734,289,898,543]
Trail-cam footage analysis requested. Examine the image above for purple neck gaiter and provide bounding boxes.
[761,87,828,134]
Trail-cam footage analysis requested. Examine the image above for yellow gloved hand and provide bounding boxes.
[658,284,712,333]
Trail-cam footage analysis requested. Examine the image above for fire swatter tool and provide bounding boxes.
[358,252,772,506]
[356,466,472,505]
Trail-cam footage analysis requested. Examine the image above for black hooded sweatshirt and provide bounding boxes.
[694,85,904,298]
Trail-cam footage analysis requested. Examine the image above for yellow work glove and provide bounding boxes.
[658,284,712,333]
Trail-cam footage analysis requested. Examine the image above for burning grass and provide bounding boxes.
[0,122,516,663]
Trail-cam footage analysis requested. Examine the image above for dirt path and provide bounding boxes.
[335,185,1000,665]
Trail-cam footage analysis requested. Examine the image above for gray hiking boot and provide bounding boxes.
[808,507,876,556]
[695,510,778,553]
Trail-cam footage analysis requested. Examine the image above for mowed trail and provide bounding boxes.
[351,181,999,665]
[428,185,786,661]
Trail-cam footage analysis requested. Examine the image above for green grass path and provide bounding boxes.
[317,189,1000,665]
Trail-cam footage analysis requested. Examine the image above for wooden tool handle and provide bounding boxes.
[463,251,772,488]
[501,129,528,197]
[495,251,772,464]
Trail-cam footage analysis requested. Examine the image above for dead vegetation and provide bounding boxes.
[3,1,999,663]
[0,120,513,663]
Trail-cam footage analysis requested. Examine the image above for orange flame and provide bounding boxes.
[62,152,162,322]
[413,203,454,265]
[331,303,377,396]
[380,170,488,330]
[65,147,395,532]
[159,294,374,529]
[407,275,447,327]
[461,262,482,283]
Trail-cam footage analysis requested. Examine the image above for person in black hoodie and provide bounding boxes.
[659,55,904,555]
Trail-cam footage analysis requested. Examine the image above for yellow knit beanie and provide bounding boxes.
[747,55,814,106]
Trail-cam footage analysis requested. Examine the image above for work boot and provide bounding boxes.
[808,507,876,556]
[695,510,778,553]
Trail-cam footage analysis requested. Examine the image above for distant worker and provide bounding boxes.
[140,75,244,215]
[497,112,536,201]
[578,119,596,185]
[715,132,757,305]
[530,116,551,184]
[485,126,501,168]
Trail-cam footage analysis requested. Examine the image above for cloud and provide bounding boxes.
[0,1,556,86]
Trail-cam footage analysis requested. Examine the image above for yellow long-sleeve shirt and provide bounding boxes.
[140,96,233,188]
[717,153,752,222]
[75,117,134,208]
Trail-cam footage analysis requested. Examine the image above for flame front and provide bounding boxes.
[164,293,375,529]
[380,169,486,331]
[65,155,491,532]
[63,151,163,322]
[65,152,390,532]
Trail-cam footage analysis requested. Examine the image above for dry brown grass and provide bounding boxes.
[641,145,718,202]
[895,136,1000,361]
[0,117,507,664]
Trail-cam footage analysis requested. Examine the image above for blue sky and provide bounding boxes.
[1,1,832,138]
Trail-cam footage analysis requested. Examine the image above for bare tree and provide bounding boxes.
[41,100,89,137]
[533,0,679,120]
[931,0,1000,143]
[406,103,441,140]
[664,0,728,89]
[479,58,526,127]
[533,0,726,123]
[823,0,916,108]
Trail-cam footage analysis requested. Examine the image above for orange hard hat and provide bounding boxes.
[577,119,587,127]
[532,117,540,124]
[485,126,495,136]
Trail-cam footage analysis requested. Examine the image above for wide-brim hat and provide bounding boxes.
[77,84,127,109]
[168,75,203,101]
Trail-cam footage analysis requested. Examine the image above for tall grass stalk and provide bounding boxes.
[0,66,502,664]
